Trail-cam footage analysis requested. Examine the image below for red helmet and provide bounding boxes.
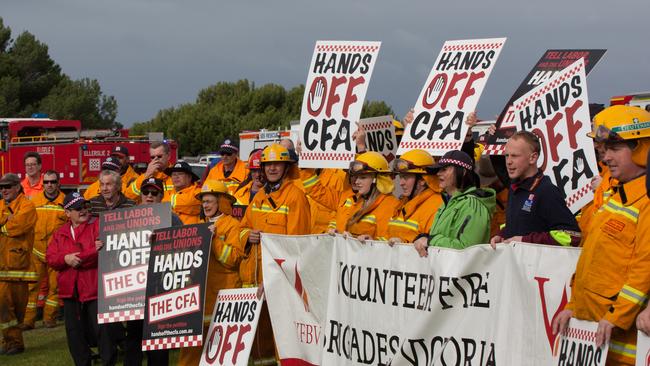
[248,150,263,170]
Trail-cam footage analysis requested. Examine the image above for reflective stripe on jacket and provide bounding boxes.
[0,193,38,282]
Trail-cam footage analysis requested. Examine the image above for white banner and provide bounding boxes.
[200,288,263,366]
[299,40,381,169]
[262,234,580,365]
[398,38,506,157]
[512,58,597,213]
[637,331,650,366]
[360,115,397,164]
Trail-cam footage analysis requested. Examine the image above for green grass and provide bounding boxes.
[4,323,180,365]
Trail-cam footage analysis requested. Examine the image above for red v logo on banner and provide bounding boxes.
[275,258,311,312]
[534,276,569,351]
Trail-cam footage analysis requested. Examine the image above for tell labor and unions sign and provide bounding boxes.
[97,203,171,323]
[142,223,212,351]
[483,49,606,155]
[398,38,506,156]
[299,40,381,169]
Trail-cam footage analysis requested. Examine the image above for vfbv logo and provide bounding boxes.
[274,258,310,312]
[535,276,569,353]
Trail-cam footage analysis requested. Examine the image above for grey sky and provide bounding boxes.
[3,1,649,127]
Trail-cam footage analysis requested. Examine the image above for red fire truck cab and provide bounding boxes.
[0,118,177,190]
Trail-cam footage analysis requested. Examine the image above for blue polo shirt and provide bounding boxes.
[503,170,580,245]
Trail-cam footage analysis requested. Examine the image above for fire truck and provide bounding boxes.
[238,124,299,161]
[0,117,177,190]
[610,92,650,111]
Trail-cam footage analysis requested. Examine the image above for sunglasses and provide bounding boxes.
[221,152,233,156]
[0,184,15,189]
[142,189,161,196]
[44,180,59,185]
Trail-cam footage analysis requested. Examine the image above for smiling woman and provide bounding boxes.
[413,150,495,255]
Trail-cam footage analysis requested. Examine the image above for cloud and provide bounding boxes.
[4,0,649,125]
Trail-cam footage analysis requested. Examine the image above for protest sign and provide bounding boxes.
[262,234,580,365]
[637,331,650,366]
[299,40,381,169]
[231,204,246,220]
[97,203,171,323]
[512,58,597,212]
[398,38,506,156]
[553,319,608,366]
[360,115,397,163]
[199,288,263,366]
[142,223,212,351]
[484,49,606,155]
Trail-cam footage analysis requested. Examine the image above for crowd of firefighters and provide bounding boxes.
[0,103,648,366]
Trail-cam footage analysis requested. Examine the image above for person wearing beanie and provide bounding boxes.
[413,150,495,254]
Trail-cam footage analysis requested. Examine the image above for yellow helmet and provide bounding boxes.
[195,180,235,201]
[393,149,434,174]
[195,180,236,215]
[592,105,650,168]
[393,119,404,136]
[261,143,294,163]
[349,152,393,194]
[349,151,391,174]
[591,105,650,141]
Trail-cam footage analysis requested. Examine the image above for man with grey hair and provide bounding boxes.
[89,170,136,217]
[88,169,135,364]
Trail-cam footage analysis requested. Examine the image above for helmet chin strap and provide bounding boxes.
[408,175,421,201]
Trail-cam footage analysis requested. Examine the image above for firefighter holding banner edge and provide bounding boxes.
[553,105,650,365]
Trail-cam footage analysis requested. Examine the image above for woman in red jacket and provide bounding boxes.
[46,192,101,366]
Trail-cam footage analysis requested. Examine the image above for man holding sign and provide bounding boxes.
[554,106,650,365]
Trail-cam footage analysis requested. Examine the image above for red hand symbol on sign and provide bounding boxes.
[308,77,327,115]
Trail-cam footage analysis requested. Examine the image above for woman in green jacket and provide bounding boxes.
[414,150,495,256]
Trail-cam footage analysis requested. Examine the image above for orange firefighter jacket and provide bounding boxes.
[84,165,140,200]
[388,188,442,243]
[21,176,43,199]
[565,175,650,362]
[206,159,249,195]
[300,168,346,234]
[489,188,509,239]
[238,179,311,286]
[31,192,67,262]
[335,193,400,241]
[0,193,38,282]
[233,181,260,206]
[125,170,174,202]
[202,214,246,320]
[578,166,615,234]
[164,184,202,225]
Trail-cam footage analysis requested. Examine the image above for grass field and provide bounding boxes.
[5,323,180,365]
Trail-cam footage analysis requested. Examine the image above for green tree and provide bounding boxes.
[361,100,394,119]
[132,80,395,156]
[0,17,118,128]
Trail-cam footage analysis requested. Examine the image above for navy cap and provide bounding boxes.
[63,192,88,210]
